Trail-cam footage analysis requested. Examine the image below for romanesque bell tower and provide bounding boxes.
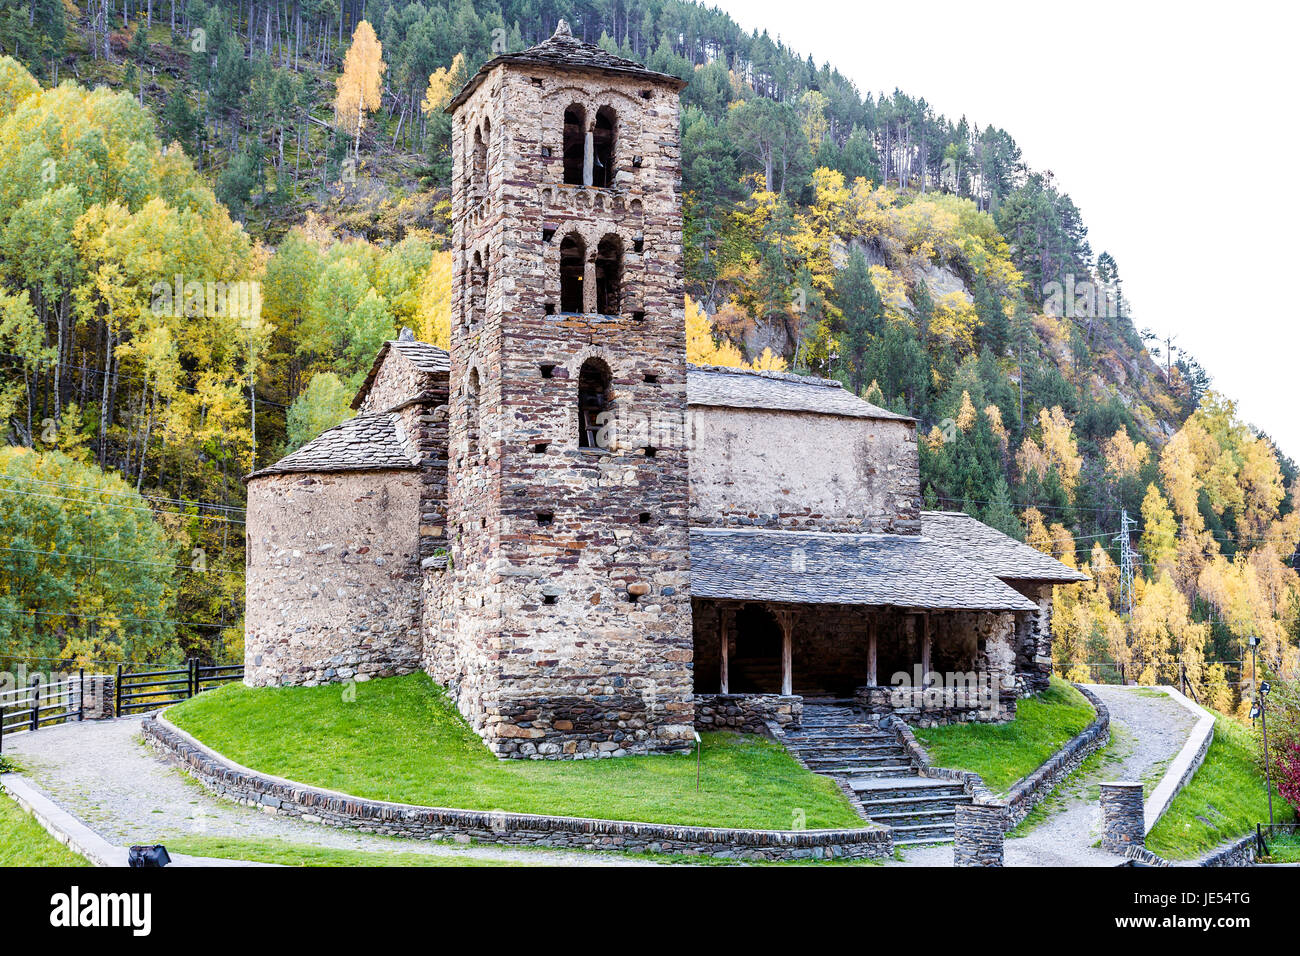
[426,21,694,757]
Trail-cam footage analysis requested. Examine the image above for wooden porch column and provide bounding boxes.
[866,618,878,686]
[773,608,796,696]
[719,610,730,694]
[921,612,932,688]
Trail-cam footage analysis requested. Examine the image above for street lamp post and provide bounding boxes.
[1250,671,1276,827]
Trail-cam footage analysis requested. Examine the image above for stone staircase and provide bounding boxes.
[783,702,970,846]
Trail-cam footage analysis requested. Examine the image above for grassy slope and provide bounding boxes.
[1146,717,1297,860]
[0,792,90,867]
[167,673,863,830]
[911,677,1096,794]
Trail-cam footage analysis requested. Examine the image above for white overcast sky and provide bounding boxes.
[711,0,1300,460]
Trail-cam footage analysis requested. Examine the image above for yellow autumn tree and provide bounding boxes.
[414,250,453,348]
[1139,483,1178,575]
[421,52,465,116]
[1015,406,1083,501]
[686,295,745,367]
[751,348,788,372]
[334,21,386,158]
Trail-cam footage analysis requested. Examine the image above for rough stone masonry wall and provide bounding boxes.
[695,694,803,734]
[244,470,423,686]
[358,349,437,415]
[357,352,451,566]
[688,405,920,534]
[1009,581,1054,696]
[144,715,892,861]
[431,62,694,757]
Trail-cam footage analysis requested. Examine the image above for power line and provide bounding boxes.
[0,545,243,577]
[0,607,234,631]
[1,473,246,515]
[0,484,245,525]
[0,353,290,409]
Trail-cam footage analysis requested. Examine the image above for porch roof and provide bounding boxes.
[920,511,1089,584]
[689,528,1038,612]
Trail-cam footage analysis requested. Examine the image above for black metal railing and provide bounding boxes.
[0,660,242,752]
[114,659,243,715]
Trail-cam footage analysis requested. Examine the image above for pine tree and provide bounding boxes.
[984,477,1023,540]
[833,249,883,394]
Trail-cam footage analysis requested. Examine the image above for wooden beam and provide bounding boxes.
[719,611,729,695]
[773,607,795,696]
[867,618,878,687]
[921,612,932,689]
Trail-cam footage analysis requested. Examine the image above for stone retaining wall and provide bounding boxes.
[694,694,802,735]
[1200,833,1258,867]
[142,715,892,861]
[883,683,1111,828]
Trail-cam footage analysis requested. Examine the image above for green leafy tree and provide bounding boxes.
[286,373,354,450]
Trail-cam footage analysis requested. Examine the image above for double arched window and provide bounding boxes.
[561,104,618,187]
[557,233,623,316]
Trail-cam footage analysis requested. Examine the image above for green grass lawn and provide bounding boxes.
[166,835,531,867]
[167,673,864,831]
[0,791,90,867]
[911,677,1096,794]
[1260,830,1300,864]
[1146,717,1297,860]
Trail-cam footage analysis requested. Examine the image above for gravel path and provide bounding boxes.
[3,717,656,867]
[898,685,1199,866]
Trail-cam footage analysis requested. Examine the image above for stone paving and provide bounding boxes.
[898,684,1199,866]
[3,717,656,867]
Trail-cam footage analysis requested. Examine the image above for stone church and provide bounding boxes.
[243,22,1085,759]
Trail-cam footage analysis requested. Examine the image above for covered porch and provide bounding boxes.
[688,527,1040,726]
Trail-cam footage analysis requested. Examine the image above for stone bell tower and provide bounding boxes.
[425,21,694,758]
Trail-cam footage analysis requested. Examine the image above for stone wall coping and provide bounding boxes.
[1137,684,1216,833]
[884,683,1111,828]
[145,713,892,859]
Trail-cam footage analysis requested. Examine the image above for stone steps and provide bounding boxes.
[782,703,964,847]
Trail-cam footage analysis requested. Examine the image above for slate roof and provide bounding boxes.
[447,19,687,112]
[351,337,450,410]
[687,365,913,422]
[246,413,419,481]
[689,527,1038,612]
[920,511,1089,583]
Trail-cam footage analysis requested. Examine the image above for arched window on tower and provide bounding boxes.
[577,358,612,450]
[466,367,481,458]
[469,251,487,325]
[562,105,586,185]
[559,234,585,313]
[595,235,623,316]
[472,123,487,196]
[592,107,616,188]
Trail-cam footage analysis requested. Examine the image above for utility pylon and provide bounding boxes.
[1115,509,1136,619]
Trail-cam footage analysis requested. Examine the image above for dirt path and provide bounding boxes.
[898,685,1198,866]
[4,717,656,867]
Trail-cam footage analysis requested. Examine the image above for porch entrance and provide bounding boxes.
[729,605,783,694]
